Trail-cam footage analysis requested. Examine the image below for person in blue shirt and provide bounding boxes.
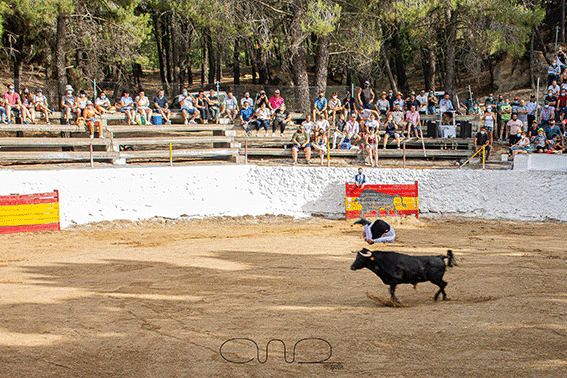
[312,91,328,121]
[153,90,171,124]
[239,101,256,135]
[354,167,366,189]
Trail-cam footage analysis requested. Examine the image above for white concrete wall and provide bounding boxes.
[514,154,567,171]
[1,165,566,227]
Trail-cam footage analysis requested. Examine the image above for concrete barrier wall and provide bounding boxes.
[1,165,566,227]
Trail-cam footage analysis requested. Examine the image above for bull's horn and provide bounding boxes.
[359,250,372,257]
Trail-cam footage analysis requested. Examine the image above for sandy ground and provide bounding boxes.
[0,216,566,377]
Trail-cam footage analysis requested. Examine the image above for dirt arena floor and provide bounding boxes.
[0,216,566,377]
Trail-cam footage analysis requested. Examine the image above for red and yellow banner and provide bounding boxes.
[0,191,60,234]
[345,181,419,219]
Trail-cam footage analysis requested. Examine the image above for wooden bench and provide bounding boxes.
[240,147,471,159]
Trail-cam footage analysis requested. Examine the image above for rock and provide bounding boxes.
[493,52,548,92]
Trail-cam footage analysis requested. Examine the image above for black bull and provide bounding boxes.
[350,248,456,302]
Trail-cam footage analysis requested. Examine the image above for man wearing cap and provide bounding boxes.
[241,92,254,108]
[358,81,375,110]
[61,85,80,125]
[532,127,548,152]
[474,126,491,159]
[393,92,405,111]
[526,95,539,128]
[32,88,50,124]
[268,89,285,111]
[510,96,520,114]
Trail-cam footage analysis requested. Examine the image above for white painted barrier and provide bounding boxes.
[513,153,567,171]
[1,165,566,227]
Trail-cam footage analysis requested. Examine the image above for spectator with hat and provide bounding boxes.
[376,91,390,117]
[32,88,50,124]
[532,127,548,152]
[393,92,405,111]
[357,81,375,109]
[268,89,285,111]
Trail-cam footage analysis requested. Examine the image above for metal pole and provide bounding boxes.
[169,142,172,166]
[327,139,330,167]
[90,143,93,168]
[402,141,406,168]
[482,145,485,169]
[93,79,97,100]
[536,77,540,121]
[245,139,248,165]
[555,26,560,52]
[418,120,427,157]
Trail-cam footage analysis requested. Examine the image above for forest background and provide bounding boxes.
[0,0,563,112]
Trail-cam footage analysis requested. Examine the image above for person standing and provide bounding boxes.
[358,81,375,110]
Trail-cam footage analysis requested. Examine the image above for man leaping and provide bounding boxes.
[354,217,395,245]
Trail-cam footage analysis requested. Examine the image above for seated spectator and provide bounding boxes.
[393,92,405,111]
[301,114,316,135]
[544,119,561,140]
[345,113,361,145]
[550,133,565,153]
[427,92,438,114]
[539,101,555,128]
[254,102,271,137]
[388,103,405,130]
[544,90,557,108]
[195,91,209,124]
[507,113,523,146]
[255,90,269,108]
[61,86,79,125]
[548,59,562,85]
[342,91,356,119]
[327,92,342,123]
[532,128,548,153]
[357,106,373,131]
[315,112,330,135]
[365,127,380,167]
[32,88,50,124]
[239,101,255,135]
[416,90,428,115]
[376,92,390,118]
[311,128,328,165]
[383,115,401,149]
[474,126,491,159]
[548,80,561,96]
[120,90,136,125]
[528,120,540,139]
[84,102,103,138]
[268,89,285,111]
[20,88,35,124]
[510,131,531,157]
[364,113,380,135]
[460,93,479,115]
[405,92,420,113]
[271,104,291,137]
[4,84,31,124]
[290,123,311,165]
[312,91,328,120]
[221,91,239,123]
[75,90,89,116]
[403,104,420,138]
[358,81,375,109]
[206,89,219,121]
[240,91,254,108]
[135,90,152,125]
[332,113,346,149]
[178,88,197,125]
[439,92,454,124]
[153,90,171,124]
[0,88,7,123]
[94,91,115,115]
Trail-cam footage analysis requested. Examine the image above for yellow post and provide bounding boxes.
[169,142,173,166]
[327,139,330,167]
[482,145,485,169]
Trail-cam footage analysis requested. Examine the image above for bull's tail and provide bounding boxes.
[444,250,457,267]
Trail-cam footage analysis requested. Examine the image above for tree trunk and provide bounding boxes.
[152,12,167,87]
[391,31,408,91]
[216,43,222,83]
[382,48,398,93]
[445,6,457,102]
[205,28,215,85]
[530,29,535,88]
[201,34,207,86]
[56,13,68,100]
[163,15,173,84]
[429,48,436,92]
[562,0,565,43]
[233,37,240,85]
[315,34,330,95]
[171,14,180,95]
[290,0,310,114]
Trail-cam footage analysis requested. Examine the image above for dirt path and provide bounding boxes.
[0,216,566,377]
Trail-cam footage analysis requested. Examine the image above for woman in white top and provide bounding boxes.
[32,88,50,124]
[120,91,136,125]
[135,90,152,124]
[482,106,496,145]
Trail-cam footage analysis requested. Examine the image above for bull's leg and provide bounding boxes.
[433,280,448,301]
[389,285,399,302]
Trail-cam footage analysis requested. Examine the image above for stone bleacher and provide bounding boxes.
[0,110,479,166]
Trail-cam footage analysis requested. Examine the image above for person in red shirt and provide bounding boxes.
[556,87,567,121]
[4,84,31,124]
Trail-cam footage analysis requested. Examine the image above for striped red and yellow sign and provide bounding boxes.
[0,191,60,234]
[345,182,419,219]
